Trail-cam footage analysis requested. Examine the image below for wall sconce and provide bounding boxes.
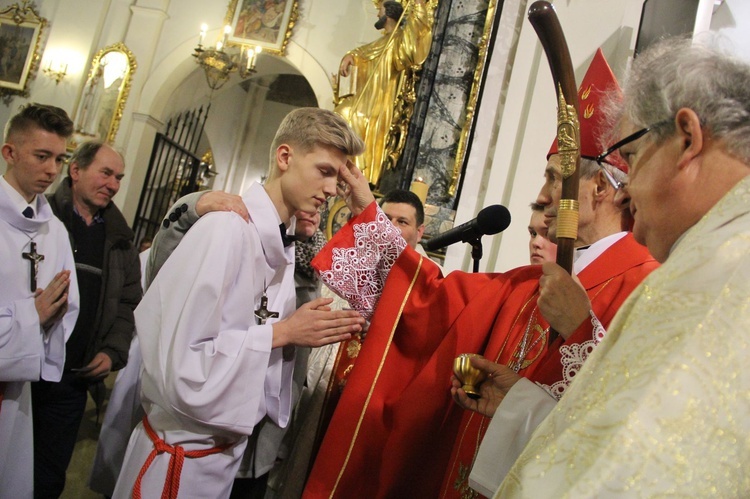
[43,58,68,84]
[193,23,262,91]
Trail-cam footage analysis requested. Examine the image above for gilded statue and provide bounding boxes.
[333,0,435,188]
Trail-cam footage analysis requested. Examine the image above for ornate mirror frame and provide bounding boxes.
[74,42,137,144]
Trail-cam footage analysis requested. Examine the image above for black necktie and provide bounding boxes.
[279,223,296,247]
[22,206,34,219]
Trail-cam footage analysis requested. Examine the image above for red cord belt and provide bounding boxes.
[132,415,232,499]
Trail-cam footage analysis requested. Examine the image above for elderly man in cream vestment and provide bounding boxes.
[493,37,750,497]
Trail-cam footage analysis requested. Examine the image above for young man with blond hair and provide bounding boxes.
[113,108,366,499]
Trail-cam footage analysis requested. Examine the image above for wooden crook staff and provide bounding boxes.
[528,1,580,276]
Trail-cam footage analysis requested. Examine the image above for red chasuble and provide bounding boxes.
[306,205,657,499]
[439,234,658,498]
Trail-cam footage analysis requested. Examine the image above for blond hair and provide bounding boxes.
[266,108,364,181]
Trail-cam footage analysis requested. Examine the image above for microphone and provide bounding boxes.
[422,205,511,251]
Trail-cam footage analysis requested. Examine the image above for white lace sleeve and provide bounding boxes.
[318,206,407,321]
[537,310,607,400]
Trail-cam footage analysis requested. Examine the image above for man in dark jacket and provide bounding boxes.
[33,140,141,498]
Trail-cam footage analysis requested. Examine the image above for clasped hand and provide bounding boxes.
[272,297,365,348]
[35,270,70,331]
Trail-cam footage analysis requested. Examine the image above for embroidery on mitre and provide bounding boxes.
[584,103,595,119]
[319,209,407,321]
[537,312,607,400]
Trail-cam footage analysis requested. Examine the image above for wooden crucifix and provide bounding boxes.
[254,294,279,325]
[22,242,44,292]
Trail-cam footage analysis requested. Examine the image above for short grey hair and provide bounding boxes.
[68,140,123,174]
[611,36,750,164]
[579,157,628,187]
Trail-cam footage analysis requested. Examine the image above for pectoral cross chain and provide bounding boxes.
[22,242,44,292]
[254,294,278,325]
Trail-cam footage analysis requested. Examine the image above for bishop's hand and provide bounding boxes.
[272,297,365,348]
[450,357,521,418]
[337,159,374,217]
[538,262,590,339]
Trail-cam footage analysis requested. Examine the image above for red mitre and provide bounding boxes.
[547,48,627,172]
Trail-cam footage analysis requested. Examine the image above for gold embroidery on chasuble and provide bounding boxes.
[455,463,479,499]
[450,292,545,497]
[331,257,424,496]
[346,336,361,359]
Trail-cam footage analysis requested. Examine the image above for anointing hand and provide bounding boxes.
[196,191,249,222]
[450,356,521,418]
[337,159,375,217]
[537,262,590,340]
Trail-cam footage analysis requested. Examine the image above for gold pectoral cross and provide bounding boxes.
[22,242,44,292]
[254,294,278,325]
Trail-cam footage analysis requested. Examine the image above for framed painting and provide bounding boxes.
[0,1,46,99]
[224,0,298,56]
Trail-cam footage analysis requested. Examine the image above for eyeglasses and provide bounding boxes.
[595,120,670,190]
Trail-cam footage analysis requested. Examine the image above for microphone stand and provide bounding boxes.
[469,237,483,273]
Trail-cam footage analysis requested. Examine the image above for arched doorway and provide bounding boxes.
[131,58,318,242]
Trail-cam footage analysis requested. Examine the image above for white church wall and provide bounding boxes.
[443,0,748,273]
[1,0,748,234]
[444,0,644,273]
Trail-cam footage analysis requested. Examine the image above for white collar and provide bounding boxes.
[0,175,36,216]
[573,232,628,274]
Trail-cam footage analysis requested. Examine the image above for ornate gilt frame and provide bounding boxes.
[76,42,137,144]
[224,0,299,56]
[448,0,498,196]
[0,1,46,101]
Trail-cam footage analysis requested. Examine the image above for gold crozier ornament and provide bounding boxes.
[555,83,580,241]
[556,83,580,179]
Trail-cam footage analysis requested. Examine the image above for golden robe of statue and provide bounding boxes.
[334,0,435,187]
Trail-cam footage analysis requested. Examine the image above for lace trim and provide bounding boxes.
[537,310,607,400]
[318,207,407,321]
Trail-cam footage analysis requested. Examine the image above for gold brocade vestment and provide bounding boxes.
[498,176,750,498]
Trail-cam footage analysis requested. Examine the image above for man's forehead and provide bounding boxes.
[93,147,125,172]
[382,201,416,218]
[617,116,638,136]
[22,127,67,150]
[545,155,563,175]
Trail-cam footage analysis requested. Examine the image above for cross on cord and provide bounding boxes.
[254,294,279,325]
[22,241,44,292]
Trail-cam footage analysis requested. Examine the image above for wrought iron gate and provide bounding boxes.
[132,106,209,244]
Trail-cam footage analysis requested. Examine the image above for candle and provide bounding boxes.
[199,23,207,46]
[216,41,223,52]
[246,47,253,70]
[222,24,231,47]
[410,177,429,205]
